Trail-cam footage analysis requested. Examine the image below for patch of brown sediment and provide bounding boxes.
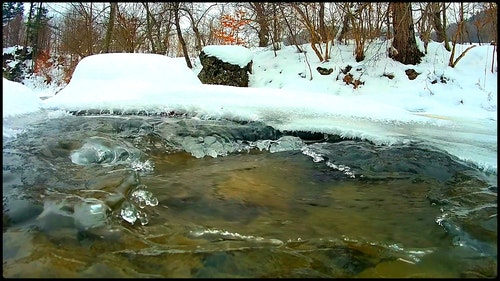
[414,113,452,120]
[3,232,88,278]
[214,168,294,211]
[112,249,205,278]
[302,180,444,248]
[356,258,449,278]
[3,230,36,263]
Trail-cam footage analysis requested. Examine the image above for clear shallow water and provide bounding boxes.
[3,113,497,278]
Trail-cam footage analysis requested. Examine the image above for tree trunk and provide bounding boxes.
[142,2,156,53]
[318,2,327,43]
[173,2,192,69]
[88,2,94,55]
[31,2,47,64]
[337,4,350,44]
[279,4,302,53]
[390,2,424,65]
[22,2,34,57]
[251,2,270,47]
[191,21,202,53]
[441,2,451,51]
[431,2,450,51]
[271,3,281,51]
[104,2,117,53]
[418,3,433,54]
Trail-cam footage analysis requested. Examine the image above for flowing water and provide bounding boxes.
[3,112,497,278]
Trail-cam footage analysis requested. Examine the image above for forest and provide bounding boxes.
[2,2,497,85]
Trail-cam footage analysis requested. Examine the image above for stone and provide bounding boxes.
[316,66,333,75]
[405,69,420,80]
[197,50,253,87]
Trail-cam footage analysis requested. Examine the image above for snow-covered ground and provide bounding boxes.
[3,40,497,171]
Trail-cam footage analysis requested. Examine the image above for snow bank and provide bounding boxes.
[2,78,43,118]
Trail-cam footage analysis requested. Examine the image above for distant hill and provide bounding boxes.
[431,7,497,44]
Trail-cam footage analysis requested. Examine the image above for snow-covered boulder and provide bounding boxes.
[43,53,202,112]
[197,45,253,87]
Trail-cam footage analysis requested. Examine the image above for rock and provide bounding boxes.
[383,73,395,79]
[197,50,253,87]
[341,65,352,74]
[316,66,333,75]
[405,69,420,80]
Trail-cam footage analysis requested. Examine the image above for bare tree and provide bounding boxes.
[114,3,146,53]
[60,3,101,57]
[171,2,192,68]
[180,2,216,53]
[243,2,284,51]
[448,2,476,68]
[291,3,325,62]
[103,2,117,53]
[415,2,434,54]
[2,2,25,48]
[4,13,25,47]
[430,2,451,51]
[389,2,424,65]
[278,3,303,53]
[345,3,371,62]
[141,3,175,55]
[248,2,270,47]
[335,3,351,44]
[373,3,389,40]
[22,2,35,57]
[269,3,283,52]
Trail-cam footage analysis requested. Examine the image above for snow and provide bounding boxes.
[45,53,202,107]
[202,45,253,67]
[2,40,497,172]
[2,78,43,117]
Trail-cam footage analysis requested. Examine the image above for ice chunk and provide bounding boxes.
[73,199,110,230]
[130,184,158,209]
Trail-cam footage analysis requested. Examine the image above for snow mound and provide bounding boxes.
[3,78,43,118]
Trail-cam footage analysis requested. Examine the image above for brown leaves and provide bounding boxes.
[213,10,250,45]
[342,74,364,89]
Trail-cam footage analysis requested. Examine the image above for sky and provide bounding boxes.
[2,40,497,172]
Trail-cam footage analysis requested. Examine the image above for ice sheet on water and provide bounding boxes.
[180,135,254,158]
[180,135,305,158]
[268,135,304,153]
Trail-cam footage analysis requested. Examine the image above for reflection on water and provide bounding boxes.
[3,114,497,278]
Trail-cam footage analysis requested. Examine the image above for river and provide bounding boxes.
[2,112,497,278]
